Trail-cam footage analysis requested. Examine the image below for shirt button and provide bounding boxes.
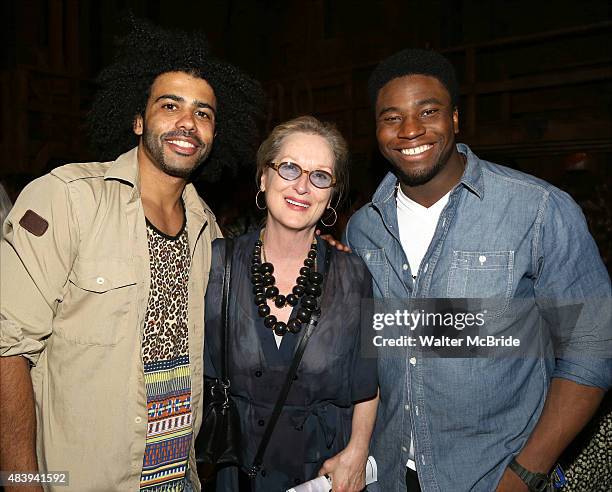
[402,446,408,453]
[258,419,265,427]
[134,416,142,424]
[479,255,487,264]
[409,357,417,366]
[415,405,419,416]
[423,263,429,273]
[402,264,409,271]
[96,277,105,285]
[365,253,371,260]
[404,404,410,411]
[255,370,262,377]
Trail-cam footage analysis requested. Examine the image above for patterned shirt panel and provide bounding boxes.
[140,219,192,492]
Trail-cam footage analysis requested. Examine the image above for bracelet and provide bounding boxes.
[508,458,550,492]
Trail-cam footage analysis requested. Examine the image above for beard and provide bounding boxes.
[143,127,210,179]
[391,141,456,187]
[394,157,447,187]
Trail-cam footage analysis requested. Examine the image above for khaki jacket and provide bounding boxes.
[0,148,220,491]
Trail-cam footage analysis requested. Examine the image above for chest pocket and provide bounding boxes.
[55,257,138,345]
[447,251,514,318]
[353,248,389,298]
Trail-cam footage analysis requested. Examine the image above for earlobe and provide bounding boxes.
[133,115,144,136]
[453,109,459,134]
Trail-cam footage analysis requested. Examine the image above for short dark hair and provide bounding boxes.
[88,18,265,180]
[256,116,349,204]
[368,48,460,108]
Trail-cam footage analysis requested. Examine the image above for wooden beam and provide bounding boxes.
[463,66,612,96]
[48,0,64,70]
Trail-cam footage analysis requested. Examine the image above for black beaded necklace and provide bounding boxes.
[251,234,324,337]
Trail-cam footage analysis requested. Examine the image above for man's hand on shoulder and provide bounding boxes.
[316,229,351,252]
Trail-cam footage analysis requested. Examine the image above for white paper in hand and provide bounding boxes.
[287,456,378,492]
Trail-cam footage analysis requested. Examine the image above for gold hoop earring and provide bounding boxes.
[255,190,267,210]
[320,206,337,227]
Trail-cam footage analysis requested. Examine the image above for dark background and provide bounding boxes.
[2,0,610,264]
[1,0,611,201]
[0,0,610,486]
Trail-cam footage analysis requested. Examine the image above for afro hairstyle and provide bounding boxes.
[87,18,265,180]
[367,48,460,108]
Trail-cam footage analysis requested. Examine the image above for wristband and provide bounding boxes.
[508,458,550,492]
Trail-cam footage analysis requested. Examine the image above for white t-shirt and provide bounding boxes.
[397,187,450,278]
[396,186,450,470]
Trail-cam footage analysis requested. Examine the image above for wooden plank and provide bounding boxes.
[464,66,612,95]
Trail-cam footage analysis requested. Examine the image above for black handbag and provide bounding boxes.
[195,238,241,466]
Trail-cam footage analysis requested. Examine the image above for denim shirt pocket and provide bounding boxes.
[353,248,389,298]
[447,250,514,319]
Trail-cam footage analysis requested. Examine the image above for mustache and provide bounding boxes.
[162,130,204,147]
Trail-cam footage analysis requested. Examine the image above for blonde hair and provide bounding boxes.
[256,116,349,204]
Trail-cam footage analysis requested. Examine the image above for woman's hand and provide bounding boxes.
[318,444,368,492]
[319,393,378,491]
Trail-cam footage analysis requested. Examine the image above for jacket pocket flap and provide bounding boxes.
[69,257,137,293]
[452,251,514,270]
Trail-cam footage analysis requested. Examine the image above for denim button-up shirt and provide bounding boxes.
[346,144,611,492]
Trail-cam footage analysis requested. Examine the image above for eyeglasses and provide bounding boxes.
[267,161,336,189]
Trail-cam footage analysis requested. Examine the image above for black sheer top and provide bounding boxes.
[204,230,377,490]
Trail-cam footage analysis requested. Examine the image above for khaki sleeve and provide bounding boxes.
[0,174,77,364]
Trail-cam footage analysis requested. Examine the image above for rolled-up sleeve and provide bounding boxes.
[0,175,77,364]
[534,188,612,390]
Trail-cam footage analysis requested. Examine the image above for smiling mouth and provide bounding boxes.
[164,137,202,157]
[167,139,197,150]
[400,144,433,156]
[286,198,310,209]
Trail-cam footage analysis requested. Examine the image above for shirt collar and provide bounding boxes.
[103,146,214,218]
[371,143,484,206]
[104,147,140,186]
[457,143,484,200]
[182,182,214,220]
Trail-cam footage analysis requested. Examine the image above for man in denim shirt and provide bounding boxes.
[345,49,611,491]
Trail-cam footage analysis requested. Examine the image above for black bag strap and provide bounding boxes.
[220,238,234,382]
[247,243,333,479]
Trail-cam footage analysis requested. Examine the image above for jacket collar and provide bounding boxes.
[104,147,140,187]
[103,147,213,219]
[457,143,484,200]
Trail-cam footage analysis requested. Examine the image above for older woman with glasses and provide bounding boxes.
[203,116,378,491]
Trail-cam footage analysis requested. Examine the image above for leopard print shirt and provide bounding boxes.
[562,403,612,491]
[140,218,192,492]
[141,220,190,364]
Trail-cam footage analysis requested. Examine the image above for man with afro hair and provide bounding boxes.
[345,49,611,491]
[0,19,263,492]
